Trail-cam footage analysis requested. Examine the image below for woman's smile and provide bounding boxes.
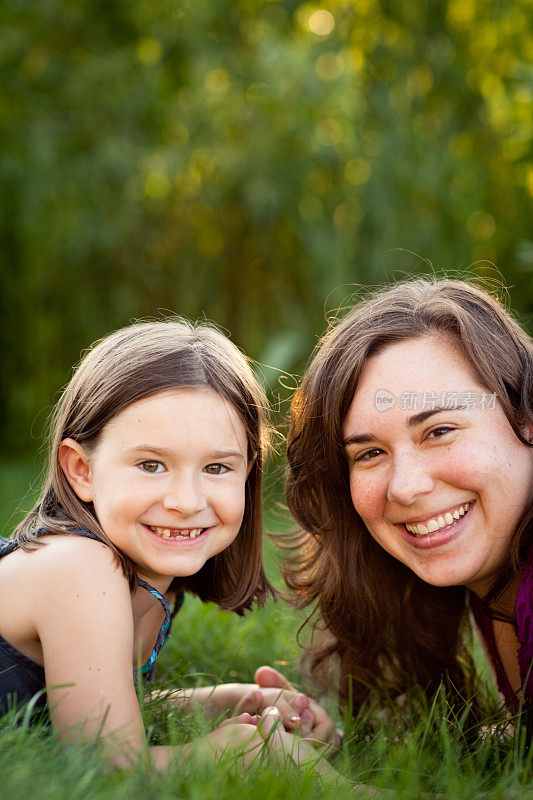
[401,500,472,537]
[397,500,475,550]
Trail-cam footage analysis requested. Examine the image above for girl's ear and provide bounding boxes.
[58,438,94,502]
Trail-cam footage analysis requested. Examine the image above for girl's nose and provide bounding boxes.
[386,451,435,506]
[162,473,207,515]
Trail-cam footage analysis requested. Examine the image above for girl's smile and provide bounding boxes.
[342,334,533,596]
[60,387,251,593]
[145,525,208,541]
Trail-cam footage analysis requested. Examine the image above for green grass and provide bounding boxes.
[1,461,532,798]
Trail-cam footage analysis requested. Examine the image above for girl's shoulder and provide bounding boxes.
[0,531,132,669]
[0,531,127,599]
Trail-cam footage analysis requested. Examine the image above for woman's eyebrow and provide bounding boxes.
[343,433,375,446]
[343,405,468,445]
[407,405,467,427]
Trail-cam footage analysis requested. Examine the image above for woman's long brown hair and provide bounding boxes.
[284,279,533,708]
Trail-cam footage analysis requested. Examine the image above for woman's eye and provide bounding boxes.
[354,448,384,463]
[427,426,454,440]
[139,460,165,473]
[204,463,229,475]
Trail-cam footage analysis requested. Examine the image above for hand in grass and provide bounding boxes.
[254,666,342,748]
[232,684,311,735]
[153,675,338,743]
[207,707,342,780]
[255,707,346,784]
[202,709,301,768]
[202,712,266,767]
[159,681,312,735]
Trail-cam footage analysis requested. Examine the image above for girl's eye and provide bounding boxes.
[204,463,229,475]
[354,448,384,463]
[139,460,165,473]
[427,426,455,440]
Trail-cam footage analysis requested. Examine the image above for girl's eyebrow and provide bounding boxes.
[343,405,468,446]
[128,445,174,457]
[127,445,246,461]
[208,449,247,461]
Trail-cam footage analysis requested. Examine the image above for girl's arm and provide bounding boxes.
[32,537,150,748]
[27,538,319,770]
[153,682,309,726]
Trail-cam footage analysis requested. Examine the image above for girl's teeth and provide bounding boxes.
[150,526,204,540]
[405,503,470,537]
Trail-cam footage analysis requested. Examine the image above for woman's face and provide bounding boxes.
[342,334,533,596]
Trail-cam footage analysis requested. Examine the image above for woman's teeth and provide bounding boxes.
[405,503,470,537]
[149,526,204,540]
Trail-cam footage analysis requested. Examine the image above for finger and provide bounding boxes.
[251,689,264,713]
[218,712,258,728]
[285,714,302,732]
[304,700,338,745]
[238,688,264,716]
[257,706,282,740]
[254,665,296,692]
[299,707,314,737]
[292,692,309,712]
[254,667,310,711]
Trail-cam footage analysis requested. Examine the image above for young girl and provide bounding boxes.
[0,319,332,769]
[283,278,533,716]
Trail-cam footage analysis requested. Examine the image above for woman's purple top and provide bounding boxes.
[470,556,533,708]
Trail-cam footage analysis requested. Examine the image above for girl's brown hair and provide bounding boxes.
[14,319,272,613]
[284,278,533,707]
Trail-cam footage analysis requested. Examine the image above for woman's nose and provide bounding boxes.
[386,451,435,506]
[162,473,207,515]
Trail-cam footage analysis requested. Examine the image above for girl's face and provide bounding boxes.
[342,335,533,596]
[61,388,251,592]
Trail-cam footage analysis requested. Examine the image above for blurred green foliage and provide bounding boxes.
[1,0,532,453]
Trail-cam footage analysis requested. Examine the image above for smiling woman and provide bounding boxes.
[283,279,533,715]
[342,335,532,596]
